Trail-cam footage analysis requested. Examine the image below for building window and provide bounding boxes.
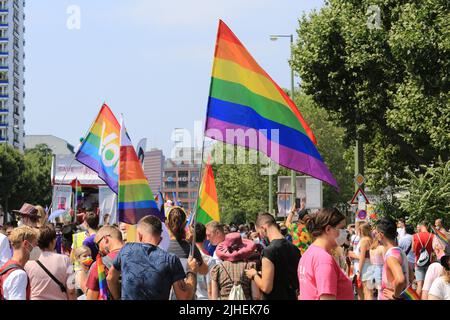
[190,192,198,198]
[178,181,188,189]
[164,171,176,178]
[189,181,199,188]
[178,171,188,178]
[178,192,189,199]
[164,181,176,189]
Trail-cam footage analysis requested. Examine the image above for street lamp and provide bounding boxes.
[269,34,297,213]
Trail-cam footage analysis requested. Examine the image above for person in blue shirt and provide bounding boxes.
[106,215,199,300]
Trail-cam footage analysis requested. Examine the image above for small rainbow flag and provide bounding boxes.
[97,254,109,300]
[118,118,164,224]
[70,179,82,206]
[76,104,121,193]
[400,286,421,300]
[196,158,220,225]
[431,226,448,245]
[204,20,338,190]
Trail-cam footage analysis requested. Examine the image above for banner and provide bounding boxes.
[52,185,72,212]
[99,186,118,225]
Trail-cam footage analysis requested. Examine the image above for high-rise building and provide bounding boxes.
[0,0,25,150]
[143,148,165,194]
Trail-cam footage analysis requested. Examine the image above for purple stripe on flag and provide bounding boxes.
[76,152,118,193]
[206,117,339,190]
[119,207,163,225]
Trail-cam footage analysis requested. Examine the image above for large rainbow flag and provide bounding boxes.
[118,119,163,224]
[75,104,121,193]
[196,159,220,225]
[205,20,338,189]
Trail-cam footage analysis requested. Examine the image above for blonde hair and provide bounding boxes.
[73,246,91,262]
[35,205,48,228]
[9,226,39,249]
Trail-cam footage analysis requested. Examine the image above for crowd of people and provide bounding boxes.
[0,200,449,300]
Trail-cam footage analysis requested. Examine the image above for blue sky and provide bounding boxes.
[24,0,324,155]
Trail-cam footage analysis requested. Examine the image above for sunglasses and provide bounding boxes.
[94,234,111,251]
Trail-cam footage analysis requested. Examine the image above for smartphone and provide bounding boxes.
[295,198,301,209]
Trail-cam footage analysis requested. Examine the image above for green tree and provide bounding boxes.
[397,159,450,226]
[294,93,354,207]
[292,0,450,193]
[0,144,25,212]
[211,144,270,224]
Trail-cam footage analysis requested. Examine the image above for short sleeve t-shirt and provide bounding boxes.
[428,276,450,300]
[288,223,312,255]
[423,262,444,292]
[24,251,74,300]
[113,242,186,300]
[0,233,12,268]
[398,234,415,264]
[86,250,119,293]
[298,245,353,300]
[167,239,203,271]
[262,238,301,300]
[2,269,28,300]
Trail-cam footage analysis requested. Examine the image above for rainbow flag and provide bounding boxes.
[70,179,82,206]
[400,286,421,300]
[118,118,163,224]
[431,226,448,245]
[75,104,121,193]
[97,254,109,300]
[205,20,338,189]
[196,159,220,225]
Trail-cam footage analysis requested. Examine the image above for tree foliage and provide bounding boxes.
[397,159,450,226]
[292,0,450,193]
[0,144,53,213]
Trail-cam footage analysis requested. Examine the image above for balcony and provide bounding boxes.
[0,65,8,70]
[0,122,7,128]
[0,51,8,56]
[0,108,8,113]
[0,94,8,99]
[0,9,8,14]
[0,79,8,84]
[0,23,7,28]
[0,137,6,142]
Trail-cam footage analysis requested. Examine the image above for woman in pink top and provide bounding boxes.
[24,224,76,300]
[298,208,353,300]
[376,218,411,300]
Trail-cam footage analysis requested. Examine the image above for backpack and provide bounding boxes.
[220,263,247,301]
[416,233,432,267]
[0,263,23,300]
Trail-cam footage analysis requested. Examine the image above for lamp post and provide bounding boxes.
[270,34,297,210]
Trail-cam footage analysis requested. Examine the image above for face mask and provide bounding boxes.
[26,243,41,261]
[17,219,23,227]
[253,237,260,245]
[335,229,348,247]
[435,226,441,230]
[81,256,94,268]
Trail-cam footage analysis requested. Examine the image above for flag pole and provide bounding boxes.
[189,136,207,257]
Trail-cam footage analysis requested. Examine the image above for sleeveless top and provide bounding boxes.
[380,247,409,300]
[370,246,384,266]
